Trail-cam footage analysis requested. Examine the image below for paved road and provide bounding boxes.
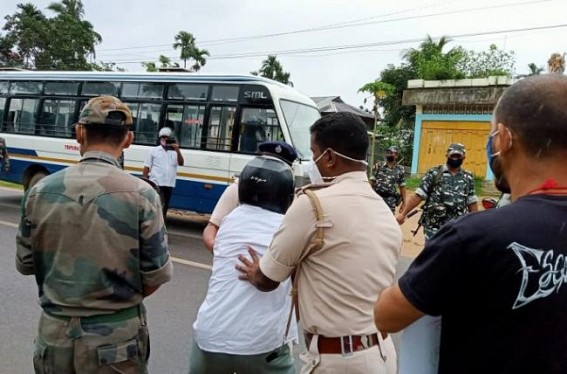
[0,186,413,373]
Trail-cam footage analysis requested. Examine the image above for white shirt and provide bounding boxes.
[193,204,298,355]
[143,145,178,187]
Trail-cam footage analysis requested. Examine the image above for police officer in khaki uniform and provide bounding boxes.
[16,96,173,373]
[237,112,402,374]
[202,141,298,251]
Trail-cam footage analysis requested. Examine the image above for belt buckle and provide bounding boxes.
[340,335,354,357]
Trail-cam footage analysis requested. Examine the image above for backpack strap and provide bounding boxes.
[284,189,326,339]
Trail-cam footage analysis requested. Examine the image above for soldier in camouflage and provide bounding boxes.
[396,143,478,240]
[370,146,406,213]
[15,96,173,374]
[0,136,9,174]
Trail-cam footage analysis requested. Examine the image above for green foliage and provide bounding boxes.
[2,0,103,70]
[379,64,417,128]
[458,44,515,78]
[527,62,544,75]
[402,35,465,80]
[173,30,209,71]
[251,55,293,86]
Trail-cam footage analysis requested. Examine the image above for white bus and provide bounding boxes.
[0,71,320,214]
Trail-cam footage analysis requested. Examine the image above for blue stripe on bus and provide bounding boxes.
[7,147,38,156]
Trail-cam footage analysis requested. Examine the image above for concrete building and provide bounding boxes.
[403,76,518,180]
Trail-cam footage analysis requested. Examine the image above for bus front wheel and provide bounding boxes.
[27,171,48,191]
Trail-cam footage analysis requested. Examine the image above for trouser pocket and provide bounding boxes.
[97,338,141,373]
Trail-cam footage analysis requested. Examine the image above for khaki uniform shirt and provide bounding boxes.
[209,182,239,226]
[260,171,402,336]
[16,151,173,317]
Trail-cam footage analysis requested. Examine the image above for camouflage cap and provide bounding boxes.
[447,143,466,156]
[78,96,133,126]
[387,146,399,153]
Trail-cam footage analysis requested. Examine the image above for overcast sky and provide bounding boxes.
[2,0,566,109]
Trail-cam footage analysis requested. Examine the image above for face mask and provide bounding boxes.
[386,155,395,163]
[447,158,463,168]
[307,149,327,184]
[486,131,511,193]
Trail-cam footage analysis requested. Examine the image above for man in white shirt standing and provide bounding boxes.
[143,127,184,219]
[190,155,297,374]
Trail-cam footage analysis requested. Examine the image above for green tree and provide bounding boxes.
[458,44,515,78]
[142,61,158,72]
[402,35,465,80]
[0,33,23,67]
[173,31,209,71]
[2,0,102,70]
[3,3,48,68]
[43,0,102,70]
[251,55,293,86]
[527,62,544,75]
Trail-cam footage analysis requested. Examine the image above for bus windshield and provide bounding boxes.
[280,100,320,160]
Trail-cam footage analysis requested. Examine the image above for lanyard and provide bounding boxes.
[527,179,567,196]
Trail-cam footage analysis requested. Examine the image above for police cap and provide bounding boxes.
[258,141,297,166]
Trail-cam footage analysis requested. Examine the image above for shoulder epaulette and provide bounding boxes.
[295,182,332,196]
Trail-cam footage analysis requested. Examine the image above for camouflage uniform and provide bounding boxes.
[15,96,173,373]
[372,162,405,212]
[416,164,477,240]
[0,137,9,173]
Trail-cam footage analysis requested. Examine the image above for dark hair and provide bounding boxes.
[309,112,369,160]
[83,112,129,146]
[495,74,567,157]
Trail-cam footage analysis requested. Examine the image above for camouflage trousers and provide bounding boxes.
[33,307,149,374]
[382,197,398,213]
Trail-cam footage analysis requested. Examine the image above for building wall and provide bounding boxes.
[411,113,493,180]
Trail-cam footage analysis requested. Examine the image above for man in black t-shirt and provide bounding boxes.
[374,74,567,374]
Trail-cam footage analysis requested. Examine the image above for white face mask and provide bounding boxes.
[307,148,368,184]
[306,149,328,184]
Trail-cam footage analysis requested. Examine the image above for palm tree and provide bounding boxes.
[402,35,464,80]
[173,31,210,71]
[252,55,293,86]
[173,31,195,69]
[190,47,209,72]
[46,0,101,69]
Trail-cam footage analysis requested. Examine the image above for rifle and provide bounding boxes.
[406,209,421,236]
[409,165,445,237]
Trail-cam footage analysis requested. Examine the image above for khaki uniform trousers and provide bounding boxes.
[299,334,397,374]
[33,307,149,374]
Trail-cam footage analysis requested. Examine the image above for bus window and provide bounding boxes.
[206,106,235,151]
[165,104,205,148]
[127,102,161,145]
[168,84,208,101]
[238,107,283,153]
[82,82,120,96]
[10,81,42,95]
[40,99,76,138]
[122,82,164,99]
[9,98,38,134]
[0,81,8,95]
[212,86,238,102]
[44,82,80,96]
[0,98,5,131]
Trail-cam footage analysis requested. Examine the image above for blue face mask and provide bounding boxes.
[486,130,500,174]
